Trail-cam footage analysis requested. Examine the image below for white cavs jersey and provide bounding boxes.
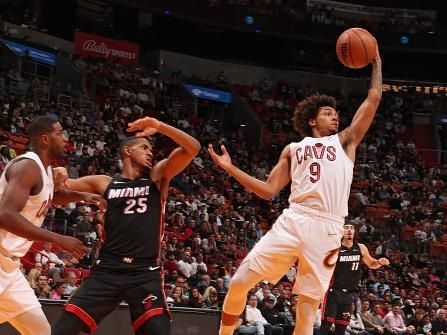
[289,134,353,218]
[0,152,54,257]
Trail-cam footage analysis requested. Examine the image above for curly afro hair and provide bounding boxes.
[293,94,336,137]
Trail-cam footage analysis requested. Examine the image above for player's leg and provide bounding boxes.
[53,270,123,335]
[318,290,338,335]
[290,214,344,335]
[52,311,86,335]
[222,209,305,335]
[220,261,265,335]
[333,294,352,335]
[133,310,171,335]
[125,271,172,335]
[8,308,51,335]
[293,294,320,335]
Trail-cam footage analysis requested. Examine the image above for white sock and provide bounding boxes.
[219,322,236,335]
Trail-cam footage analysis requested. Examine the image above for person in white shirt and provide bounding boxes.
[237,294,268,335]
[190,254,207,276]
[346,302,367,335]
[198,204,209,221]
[35,243,65,282]
[285,266,297,283]
[224,266,238,290]
[383,305,407,334]
[255,282,271,303]
[177,252,193,279]
[64,271,79,295]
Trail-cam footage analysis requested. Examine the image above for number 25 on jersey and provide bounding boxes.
[124,198,148,214]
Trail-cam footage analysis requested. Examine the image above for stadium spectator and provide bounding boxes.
[34,243,65,282]
[34,274,50,299]
[383,305,408,334]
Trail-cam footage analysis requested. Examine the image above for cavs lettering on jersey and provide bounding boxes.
[100,175,164,260]
[0,152,53,257]
[289,135,353,218]
[332,243,363,291]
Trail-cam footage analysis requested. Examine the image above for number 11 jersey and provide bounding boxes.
[289,134,353,218]
[101,174,164,260]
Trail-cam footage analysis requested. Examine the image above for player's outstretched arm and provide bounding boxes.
[208,144,291,200]
[339,44,382,151]
[0,160,85,258]
[359,243,389,269]
[128,117,201,181]
[53,167,111,196]
[52,188,106,211]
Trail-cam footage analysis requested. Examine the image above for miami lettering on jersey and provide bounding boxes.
[295,143,336,164]
[108,186,150,199]
[338,255,361,262]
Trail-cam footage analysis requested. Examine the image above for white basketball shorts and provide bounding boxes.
[0,252,41,323]
[240,203,344,301]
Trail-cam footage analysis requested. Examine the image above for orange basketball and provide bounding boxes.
[336,28,377,69]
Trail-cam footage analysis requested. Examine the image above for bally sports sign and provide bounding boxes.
[74,32,139,64]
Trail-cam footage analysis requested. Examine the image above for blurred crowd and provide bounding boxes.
[204,0,436,35]
[0,52,447,335]
[308,3,435,34]
[0,0,437,38]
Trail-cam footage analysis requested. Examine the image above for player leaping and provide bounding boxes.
[208,45,382,335]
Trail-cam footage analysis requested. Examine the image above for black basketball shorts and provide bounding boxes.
[63,256,171,334]
[321,288,353,326]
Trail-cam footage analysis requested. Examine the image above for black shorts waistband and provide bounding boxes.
[98,253,160,266]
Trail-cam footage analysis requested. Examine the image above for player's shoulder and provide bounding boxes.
[357,243,368,253]
[325,134,341,143]
[3,157,42,189]
[102,174,119,185]
[6,156,41,177]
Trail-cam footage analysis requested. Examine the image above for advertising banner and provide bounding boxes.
[74,32,139,64]
[183,84,233,103]
[0,39,56,66]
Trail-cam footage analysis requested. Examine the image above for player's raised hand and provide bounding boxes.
[56,236,85,259]
[208,144,233,171]
[127,117,161,136]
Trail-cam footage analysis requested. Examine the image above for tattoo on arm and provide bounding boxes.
[370,62,382,98]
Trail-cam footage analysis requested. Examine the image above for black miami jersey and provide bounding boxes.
[331,243,362,291]
[100,174,164,260]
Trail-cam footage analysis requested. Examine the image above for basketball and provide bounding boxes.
[336,28,377,69]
